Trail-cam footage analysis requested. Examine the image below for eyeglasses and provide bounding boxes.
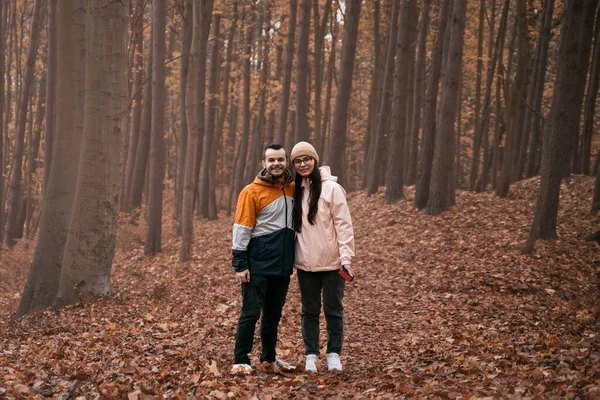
[293,156,313,166]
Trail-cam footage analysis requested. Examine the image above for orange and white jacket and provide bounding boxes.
[294,166,355,272]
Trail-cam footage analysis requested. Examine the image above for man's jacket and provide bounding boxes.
[232,170,295,275]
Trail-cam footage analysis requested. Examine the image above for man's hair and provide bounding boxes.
[262,142,287,160]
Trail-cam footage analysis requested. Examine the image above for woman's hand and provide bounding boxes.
[343,265,355,278]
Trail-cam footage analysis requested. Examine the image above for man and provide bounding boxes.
[231,143,296,374]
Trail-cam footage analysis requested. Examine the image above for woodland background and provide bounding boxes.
[0,0,599,397]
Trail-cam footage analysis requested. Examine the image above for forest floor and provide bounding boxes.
[1,175,599,399]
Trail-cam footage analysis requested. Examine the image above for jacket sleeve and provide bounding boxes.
[232,188,256,272]
[330,183,355,267]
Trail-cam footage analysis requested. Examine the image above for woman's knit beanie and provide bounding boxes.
[290,141,319,164]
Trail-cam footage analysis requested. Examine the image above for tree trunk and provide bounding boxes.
[4,0,44,247]
[232,13,253,198]
[43,0,57,192]
[468,0,486,190]
[385,0,417,203]
[199,14,221,218]
[578,4,600,175]
[367,0,400,195]
[526,0,554,178]
[406,0,431,186]
[313,0,332,155]
[276,0,297,146]
[478,0,510,191]
[414,0,451,209]
[426,0,467,215]
[173,0,193,224]
[129,43,152,210]
[592,153,600,215]
[524,0,599,253]
[53,0,128,308]
[496,0,529,198]
[327,0,362,186]
[295,0,311,143]
[144,0,167,255]
[0,0,5,244]
[362,0,382,189]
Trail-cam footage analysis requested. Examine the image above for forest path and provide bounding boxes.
[0,176,599,398]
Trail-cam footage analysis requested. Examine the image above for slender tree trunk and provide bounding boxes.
[478,0,510,191]
[362,0,382,189]
[4,0,44,247]
[524,0,599,253]
[0,0,5,244]
[295,0,311,143]
[144,0,167,255]
[426,0,467,215]
[43,0,57,192]
[129,43,152,210]
[592,153,600,215]
[173,0,193,224]
[199,14,221,218]
[320,15,336,161]
[579,4,600,175]
[54,0,128,308]
[367,0,400,195]
[526,0,554,179]
[414,0,451,209]
[313,0,332,155]
[468,0,486,190]
[496,0,528,197]
[570,4,598,174]
[385,0,417,203]
[233,13,253,198]
[406,0,431,186]
[327,0,361,185]
[277,0,297,146]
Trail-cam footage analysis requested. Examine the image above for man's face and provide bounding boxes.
[262,148,288,179]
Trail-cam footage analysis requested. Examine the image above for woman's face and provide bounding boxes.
[293,156,315,178]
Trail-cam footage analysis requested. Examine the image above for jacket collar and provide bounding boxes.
[255,168,293,186]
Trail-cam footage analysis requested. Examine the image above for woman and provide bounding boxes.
[290,141,355,373]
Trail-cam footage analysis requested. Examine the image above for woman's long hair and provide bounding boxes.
[293,162,322,233]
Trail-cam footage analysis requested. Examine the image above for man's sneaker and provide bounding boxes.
[231,363,253,375]
[327,353,342,371]
[305,354,318,373]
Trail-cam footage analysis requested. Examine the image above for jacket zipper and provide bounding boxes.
[282,184,287,275]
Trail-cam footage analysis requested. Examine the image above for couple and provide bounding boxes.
[231,141,355,374]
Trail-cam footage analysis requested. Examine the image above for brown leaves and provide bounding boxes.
[0,176,599,397]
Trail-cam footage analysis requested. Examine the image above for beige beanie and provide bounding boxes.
[291,141,319,164]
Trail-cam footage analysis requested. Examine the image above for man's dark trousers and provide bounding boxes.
[234,274,290,365]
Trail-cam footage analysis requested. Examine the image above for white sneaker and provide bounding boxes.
[327,353,342,371]
[231,363,253,375]
[305,354,318,373]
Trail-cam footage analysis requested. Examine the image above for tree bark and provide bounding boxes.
[496,0,529,197]
[43,0,57,193]
[414,0,451,209]
[524,0,599,253]
[578,4,600,175]
[385,0,417,203]
[0,0,5,244]
[406,0,431,186]
[426,0,467,215]
[592,153,600,215]
[367,0,400,195]
[199,14,221,218]
[468,0,486,190]
[525,0,554,178]
[327,0,362,186]
[54,0,128,308]
[145,0,168,255]
[276,0,297,146]
[295,0,311,143]
[4,0,44,247]
[313,0,332,155]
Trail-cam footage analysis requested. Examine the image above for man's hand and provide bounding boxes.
[236,269,250,283]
